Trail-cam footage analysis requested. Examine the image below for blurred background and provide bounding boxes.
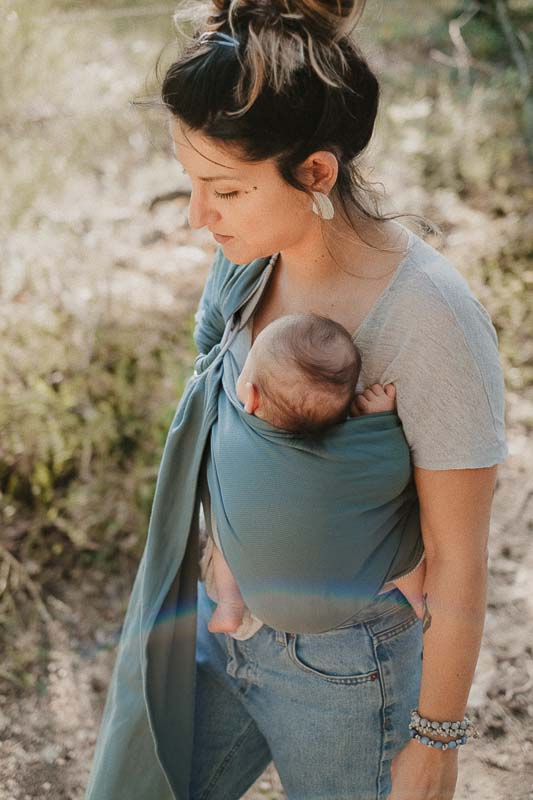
[0,1,531,797]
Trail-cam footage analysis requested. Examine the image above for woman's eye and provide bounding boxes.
[214,190,239,200]
[179,168,239,200]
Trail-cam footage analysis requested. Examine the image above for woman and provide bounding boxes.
[85,2,507,799]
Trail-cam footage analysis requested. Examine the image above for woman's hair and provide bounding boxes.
[158,0,439,253]
[251,313,362,436]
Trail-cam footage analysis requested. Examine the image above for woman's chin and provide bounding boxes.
[218,238,267,261]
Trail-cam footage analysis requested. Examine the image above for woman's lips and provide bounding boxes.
[213,233,233,243]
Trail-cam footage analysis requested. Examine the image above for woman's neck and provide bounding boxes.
[277,218,408,289]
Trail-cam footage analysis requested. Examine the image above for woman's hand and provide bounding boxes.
[388,739,458,800]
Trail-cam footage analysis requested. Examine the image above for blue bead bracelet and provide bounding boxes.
[409,728,468,751]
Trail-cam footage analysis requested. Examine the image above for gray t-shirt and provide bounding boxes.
[349,225,508,469]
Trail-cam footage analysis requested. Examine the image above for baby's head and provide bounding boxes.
[236,314,361,436]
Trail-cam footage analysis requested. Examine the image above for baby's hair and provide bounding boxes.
[158,0,440,248]
[253,313,362,436]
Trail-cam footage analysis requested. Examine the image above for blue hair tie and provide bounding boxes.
[197,31,240,48]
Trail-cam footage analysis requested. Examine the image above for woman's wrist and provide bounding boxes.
[416,730,461,744]
[408,707,478,749]
[409,736,460,756]
[411,707,472,733]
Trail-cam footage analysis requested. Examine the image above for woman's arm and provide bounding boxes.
[389,464,498,800]
[414,464,496,717]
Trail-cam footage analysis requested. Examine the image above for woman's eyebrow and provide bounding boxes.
[178,164,242,183]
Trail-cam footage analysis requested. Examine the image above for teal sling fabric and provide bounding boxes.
[84,250,274,800]
[84,246,422,799]
[207,346,422,634]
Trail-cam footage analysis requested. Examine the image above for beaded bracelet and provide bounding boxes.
[409,728,468,751]
[409,708,478,740]
[410,719,475,738]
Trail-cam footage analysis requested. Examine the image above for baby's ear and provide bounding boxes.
[244,382,257,414]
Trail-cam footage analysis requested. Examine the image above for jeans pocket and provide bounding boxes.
[367,603,420,644]
[286,624,380,685]
[350,587,418,638]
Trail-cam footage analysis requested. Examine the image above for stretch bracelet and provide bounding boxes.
[410,720,475,738]
[409,709,478,740]
[409,729,468,750]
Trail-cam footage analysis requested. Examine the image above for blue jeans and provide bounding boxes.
[190,579,423,800]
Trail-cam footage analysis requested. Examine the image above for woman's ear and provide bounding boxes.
[295,150,338,194]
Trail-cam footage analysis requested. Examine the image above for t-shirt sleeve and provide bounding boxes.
[389,288,508,470]
[193,247,227,356]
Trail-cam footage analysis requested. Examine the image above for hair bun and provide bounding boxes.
[210,0,365,42]
[194,0,368,115]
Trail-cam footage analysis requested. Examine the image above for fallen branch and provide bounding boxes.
[448,4,481,83]
[0,544,52,624]
[0,667,25,688]
[494,0,531,94]
[148,188,191,212]
[429,48,498,77]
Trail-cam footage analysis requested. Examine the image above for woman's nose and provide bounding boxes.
[187,187,220,231]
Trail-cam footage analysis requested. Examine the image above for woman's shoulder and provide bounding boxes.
[368,230,508,469]
[385,229,497,343]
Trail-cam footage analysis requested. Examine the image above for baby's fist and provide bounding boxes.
[354,383,396,415]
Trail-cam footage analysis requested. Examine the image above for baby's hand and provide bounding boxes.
[349,383,396,417]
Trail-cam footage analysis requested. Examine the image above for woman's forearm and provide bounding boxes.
[416,554,488,721]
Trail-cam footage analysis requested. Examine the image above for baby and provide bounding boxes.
[206,313,426,634]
